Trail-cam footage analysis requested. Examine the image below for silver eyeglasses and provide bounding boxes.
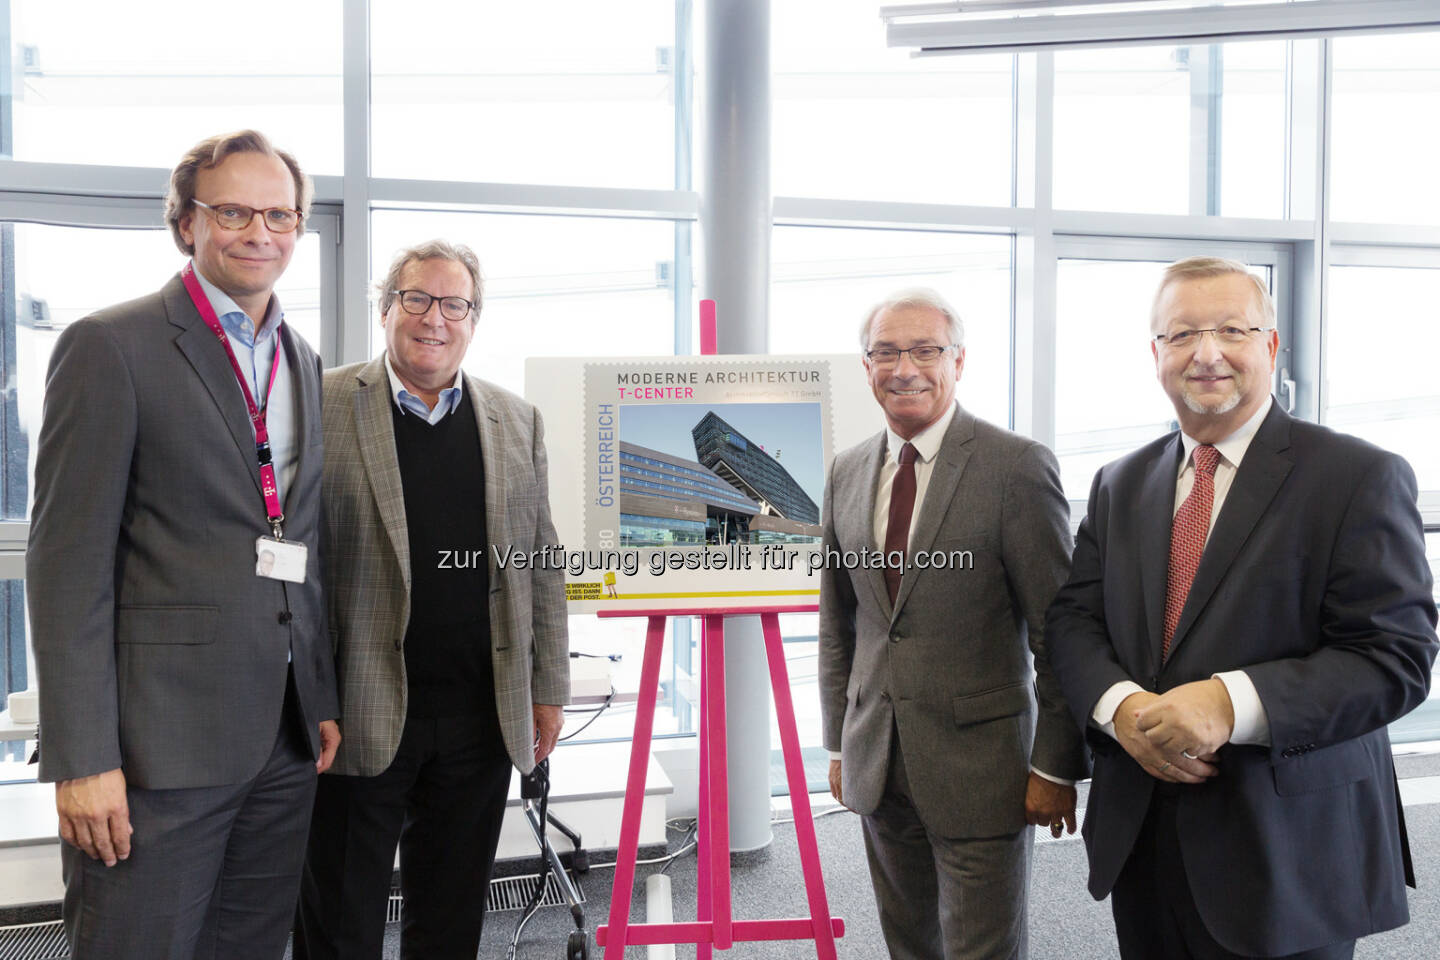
[1153,325,1273,350]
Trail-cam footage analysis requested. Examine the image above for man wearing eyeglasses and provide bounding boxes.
[27,130,340,959]
[1046,257,1437,959]
[294,240,569,960]
[818,288,1088,959]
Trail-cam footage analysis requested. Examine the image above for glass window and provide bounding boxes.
[1325,263,1440,490]
[0,577,31,783]
[770,612,826,794]
[5,1,342,172]
[1387,531,1440,746]
[1054,257,1272,501]
[770,226,1012,428]
[7,221,323,520]
[620,514,707,547]
[1218,40,1288,220]
[770,1,1012,206]
[370,2,678,189]
[557,616,695,745]
[1331,33,1440,227]
[1054,42,1287,218]
[370,211,679,394]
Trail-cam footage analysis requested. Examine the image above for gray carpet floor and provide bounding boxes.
[286,754,1440,958]
[354,801,1440,957]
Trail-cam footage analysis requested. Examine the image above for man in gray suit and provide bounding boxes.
[818,288,1088,960]
[27,130,340,959]
[295,240,570,959]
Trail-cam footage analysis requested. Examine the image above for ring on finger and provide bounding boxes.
[1181,749,1199,760]
[1158,760,1172,773]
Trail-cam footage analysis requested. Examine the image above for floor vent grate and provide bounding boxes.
[387,871,585,922]
[0,921,68,960]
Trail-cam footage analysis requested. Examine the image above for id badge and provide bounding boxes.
[256,536,308,583]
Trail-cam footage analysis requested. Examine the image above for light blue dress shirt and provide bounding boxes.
[383,353,464,424]
[192,263,298,506]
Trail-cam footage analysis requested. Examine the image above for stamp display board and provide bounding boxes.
[525,354,882,612]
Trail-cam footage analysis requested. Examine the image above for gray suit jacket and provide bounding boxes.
[29,273,338,789]
[320,355,570,777]
[818,407,1088,837]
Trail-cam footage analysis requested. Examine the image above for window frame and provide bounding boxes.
[2,4,1438,767]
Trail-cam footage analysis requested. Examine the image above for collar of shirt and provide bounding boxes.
[885,400,958,466]
[384,352,465,424]
[1177,394,1273,477]
[873,401,959,551]
[190,260,282,347]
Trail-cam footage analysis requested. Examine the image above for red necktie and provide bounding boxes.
[1162,444,1221,661]
[884,442,918,606]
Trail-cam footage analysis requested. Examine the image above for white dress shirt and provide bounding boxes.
[1091,396,1274,746]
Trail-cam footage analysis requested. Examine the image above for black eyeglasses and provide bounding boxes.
[391,290,475,322]
[192,199,303,233]
[864,344,956,367]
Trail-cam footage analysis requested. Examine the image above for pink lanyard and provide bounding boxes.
[181,262,286,538]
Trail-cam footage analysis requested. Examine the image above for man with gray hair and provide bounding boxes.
[295,240,570,959]
[1047,256,1436,958]
[28,129,339,958]
[818,287,1087,959]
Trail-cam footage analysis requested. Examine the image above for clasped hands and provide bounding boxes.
[1116,679,1234,784]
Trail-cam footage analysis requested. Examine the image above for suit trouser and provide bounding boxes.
[294,712,513,960]
[860,737,1032,960]
[1112,790,1355,960]
[60,671,317,960]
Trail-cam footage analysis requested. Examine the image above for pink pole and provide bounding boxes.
[696,615,713,960]
[700,299,718,356]
[703,613,733,949]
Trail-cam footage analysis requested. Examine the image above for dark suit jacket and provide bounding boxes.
[819,407,1089,838]
[1046,402,1438,957]
[29,273,339,789]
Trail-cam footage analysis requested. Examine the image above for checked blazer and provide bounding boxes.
[320,354,570,776]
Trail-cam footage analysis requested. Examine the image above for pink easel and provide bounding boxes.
[594,299,843,956]
[594,606,843,957]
